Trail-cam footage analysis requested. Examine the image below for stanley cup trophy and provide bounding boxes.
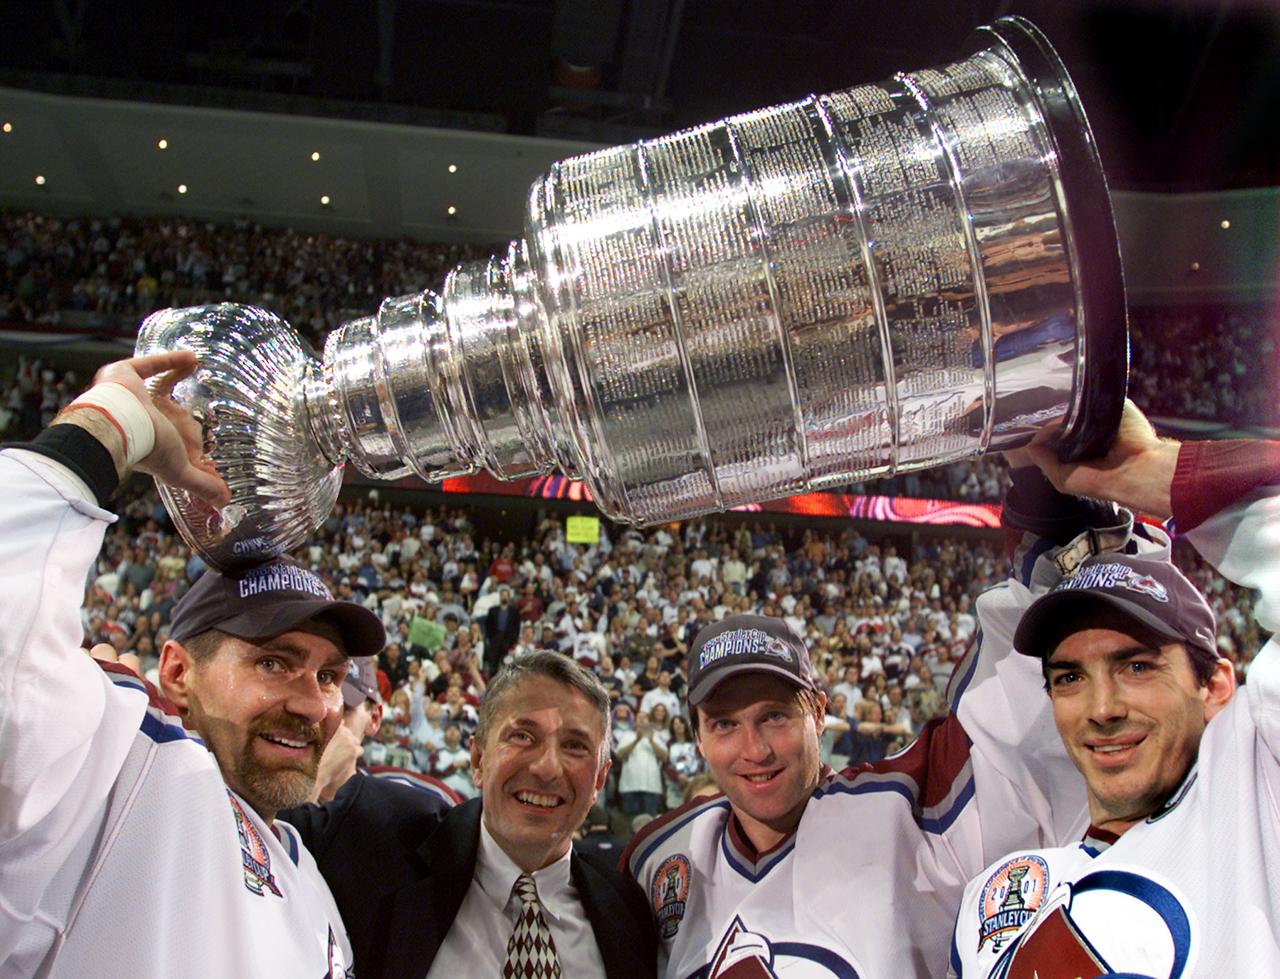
[136,16,1127,571]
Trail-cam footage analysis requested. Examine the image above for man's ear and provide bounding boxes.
[365,702,384,740]
[158,639,195,716]
[593,754,612,795]
[470,737,484,789]
[1202,657,1237,722]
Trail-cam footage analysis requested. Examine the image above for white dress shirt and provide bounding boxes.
[426,820,607,978]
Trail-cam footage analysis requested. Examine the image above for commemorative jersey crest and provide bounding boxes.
[652,854,691,939]
[227,790,283,898]
[976,855,1050,953]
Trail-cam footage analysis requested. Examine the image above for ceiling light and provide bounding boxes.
[34,174,45,185]
[311,151,321,162]
[447,205,457,215]
[2,122,12,134]
[177,184,188,195]
[448,163,458,173]
[1220,219,1231,230]
[157,138,168,150]
[320,195,331,206]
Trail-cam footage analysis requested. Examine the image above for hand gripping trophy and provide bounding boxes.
[136,16,1127,571]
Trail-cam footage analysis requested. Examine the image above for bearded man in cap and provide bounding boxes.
[951,405,1280,978]
[0,352,381,976]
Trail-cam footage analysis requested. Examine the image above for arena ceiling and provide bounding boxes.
[0,0,1278,250]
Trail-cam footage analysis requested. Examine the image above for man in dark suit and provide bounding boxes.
[484,583,521,676]
[285,650,657,978]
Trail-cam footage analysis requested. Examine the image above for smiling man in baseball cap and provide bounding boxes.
[161,556,386,821]
[0,351,387,975]
[946,403,1280,979]
[680,614,826,853]
[1013,550,1232,837]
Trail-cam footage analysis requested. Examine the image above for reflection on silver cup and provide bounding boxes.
[136,16,1126,571]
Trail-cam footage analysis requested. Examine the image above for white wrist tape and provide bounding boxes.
[69,381,157,467]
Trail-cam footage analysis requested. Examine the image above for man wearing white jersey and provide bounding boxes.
[0,352,384,977]
[623,444,1169,977]
[950,406,1280,978]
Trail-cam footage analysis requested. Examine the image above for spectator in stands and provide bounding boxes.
[639,669,680,717]
[428,722,476,800]
[483,583,519,676]
[822,692,854,768]
[615,710,668,817]
[379,640,410,690]
[663,715,702,810]
[576,803,626,864]
[846,699,908,766]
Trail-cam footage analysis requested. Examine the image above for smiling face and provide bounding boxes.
[695,674,825,852]
[1046,627,1234,834]
[471,674,610,872]
[161,624,347,821]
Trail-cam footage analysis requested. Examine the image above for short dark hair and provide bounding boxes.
[178,628,228,663]
[1039,602,1220,689]
[477,650,611,749]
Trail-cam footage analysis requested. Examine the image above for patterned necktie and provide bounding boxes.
[503,873,562,978]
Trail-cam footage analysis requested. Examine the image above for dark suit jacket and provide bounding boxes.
[284,784,657,979]
[484,603,521,673]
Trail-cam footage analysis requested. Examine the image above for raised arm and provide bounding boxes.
[0,353,229,844]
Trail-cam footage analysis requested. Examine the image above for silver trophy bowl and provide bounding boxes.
[137,16,1126,572]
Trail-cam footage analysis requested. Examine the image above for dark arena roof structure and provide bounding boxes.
[1,0,1278,193]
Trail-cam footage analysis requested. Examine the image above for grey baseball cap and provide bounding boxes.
[686,614,819,707]
[342,656,382,708]
[1015,552,1218,661]
[170,558,385,658]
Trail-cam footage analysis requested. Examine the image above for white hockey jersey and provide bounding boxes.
[624,521,1170,978]
[0,450,353,978]
[950,483,1280,979]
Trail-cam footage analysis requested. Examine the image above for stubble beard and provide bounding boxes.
[233,736,322,816]
[195,702,326,818]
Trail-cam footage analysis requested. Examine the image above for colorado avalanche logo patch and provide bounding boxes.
[1126,573,1169,602]
[977,855,1050,952]
[227,790,283,898]
[703,916,861,977]
[652,854,691,939]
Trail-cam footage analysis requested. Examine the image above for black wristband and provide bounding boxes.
[3,424,121,507]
